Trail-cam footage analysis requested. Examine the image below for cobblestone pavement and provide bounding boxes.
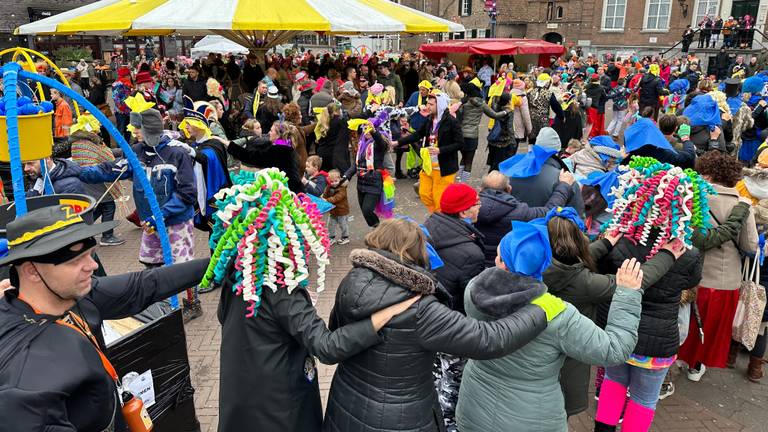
[96,128,768,431]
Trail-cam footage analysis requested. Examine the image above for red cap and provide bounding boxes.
[440,183,479,215]
[590,73,599,80]
[117,67,131,79]
[135,71,152,84]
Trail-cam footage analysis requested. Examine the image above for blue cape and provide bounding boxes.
[727,96,743,117]
[499,146,558,178]
[624,118,676,153]
[683,94,721,127]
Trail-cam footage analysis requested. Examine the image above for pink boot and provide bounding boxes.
[594,379,628,425]
[621,400,656,432]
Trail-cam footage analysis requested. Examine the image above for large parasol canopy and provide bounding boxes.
[16,0,464,55]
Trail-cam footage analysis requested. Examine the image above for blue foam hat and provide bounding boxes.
[580,169,621,208]
[499,221,552,281]
[743,76,765,94]
[683,94,721,127]
[499,146,557,179]
[530,206,587,232]
[624,118,676,153]
[669,78,690,95]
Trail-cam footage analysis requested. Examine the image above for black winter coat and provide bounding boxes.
[323,248,547,432]
[398,111,464,176]
[0,259,209,432]
[344,131,389,194]
[423,213,486,314]
[476,185,573,266]
[218,261,381,432]
[508,156,584,217]
[636,74,666,106]
[596,238,703,357]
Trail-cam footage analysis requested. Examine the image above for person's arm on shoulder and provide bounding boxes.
[88,259,210,319]
[275,287,419,364]
[78,158,130,184]
[481,102,508,120]
[691,201,750,250]
[415,297,546,359]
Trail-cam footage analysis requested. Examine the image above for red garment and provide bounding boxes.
[586,107,605,138]
[628,73,643,92]
[678,287,740,368]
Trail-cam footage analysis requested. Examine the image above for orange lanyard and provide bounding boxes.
[18,295,119,382]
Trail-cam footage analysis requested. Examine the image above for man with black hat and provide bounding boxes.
[0,205,208,432]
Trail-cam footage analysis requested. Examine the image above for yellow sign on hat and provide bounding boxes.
[418,80,433,89]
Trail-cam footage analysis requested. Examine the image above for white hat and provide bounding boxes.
[267,85,280,99]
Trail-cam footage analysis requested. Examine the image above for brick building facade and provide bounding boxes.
[496,0,768,57]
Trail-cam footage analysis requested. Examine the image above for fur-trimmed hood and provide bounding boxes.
[350,248,436,295]
[742,166,768,201]
[468,267,547,319]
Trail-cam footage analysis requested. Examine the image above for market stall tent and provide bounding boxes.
[191,35,249,57]
[16,0,464,57]
[419,38,566,71]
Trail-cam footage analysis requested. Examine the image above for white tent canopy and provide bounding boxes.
[191,36,249,57]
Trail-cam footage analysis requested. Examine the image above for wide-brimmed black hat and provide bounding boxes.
[0,205,118,266]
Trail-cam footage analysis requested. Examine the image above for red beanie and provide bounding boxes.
[117,67,131,79]
[135,71,152,85]
[440,183,479,214]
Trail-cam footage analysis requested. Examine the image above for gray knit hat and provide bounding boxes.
[535,127,562,152]
[129,108,164,147]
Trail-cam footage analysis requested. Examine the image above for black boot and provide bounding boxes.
[198,281,219,294]
[594,421,617,432]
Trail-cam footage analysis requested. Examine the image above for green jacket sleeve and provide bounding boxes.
[275,288,381,365]
[639,250,676,291]
[556,287,642,365]
[588,238,613,262]
[415,297,546,360]
[691,201,750,251]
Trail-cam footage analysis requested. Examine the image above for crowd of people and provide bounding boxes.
[4,43,768,432]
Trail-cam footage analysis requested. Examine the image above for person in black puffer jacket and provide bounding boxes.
[634,69,668,120]
[423,183,486,430]
[476,170,574,266]
[323,219,550,432]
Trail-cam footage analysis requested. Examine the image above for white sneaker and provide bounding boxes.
[337,237,350,245]
[687,365,706,382]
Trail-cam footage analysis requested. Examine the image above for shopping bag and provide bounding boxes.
[733,255,767,350]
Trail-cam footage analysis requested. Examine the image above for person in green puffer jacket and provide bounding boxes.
[456,220,687,432]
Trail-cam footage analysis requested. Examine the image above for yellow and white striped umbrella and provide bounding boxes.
[16,0,464,37]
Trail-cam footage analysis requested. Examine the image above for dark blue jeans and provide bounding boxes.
[92,201,116,237]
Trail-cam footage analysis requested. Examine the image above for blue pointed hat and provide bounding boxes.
[499,146,558,178]
[683,94,721,127]
[624,118,676,153]
[499,221,552,281]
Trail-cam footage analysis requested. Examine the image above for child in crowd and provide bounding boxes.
[323,169,350,245]
[303,155,328,197]
[561,138,583,159]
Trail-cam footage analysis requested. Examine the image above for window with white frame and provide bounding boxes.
[602,0,626,30]
[693,0,718,25]
[645,0,671,30]
[460,0,472,16]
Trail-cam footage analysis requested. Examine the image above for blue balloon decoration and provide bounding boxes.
[16,96,32,107]
[39,101,54,113]
[3,63,179,309]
